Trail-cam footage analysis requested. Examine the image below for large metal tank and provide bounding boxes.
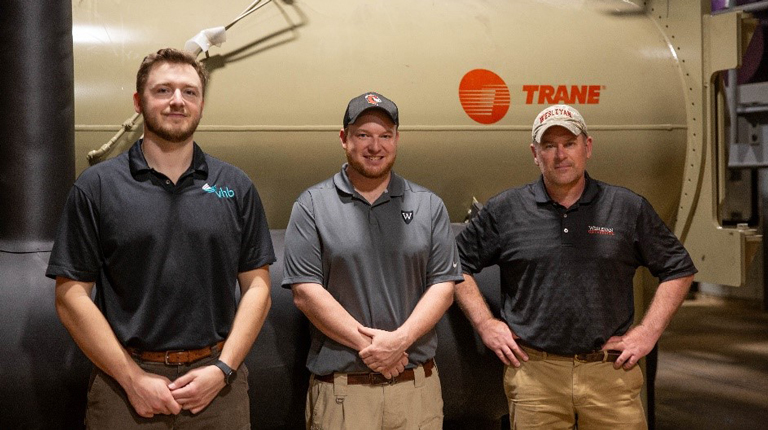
[73,0,688,226]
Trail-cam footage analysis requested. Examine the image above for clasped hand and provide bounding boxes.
[358,326,409,379]
[127,365,226,417]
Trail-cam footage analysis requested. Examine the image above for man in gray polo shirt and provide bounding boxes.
[283,92,463,429]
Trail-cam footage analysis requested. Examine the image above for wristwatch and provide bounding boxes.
[213,359,236,385]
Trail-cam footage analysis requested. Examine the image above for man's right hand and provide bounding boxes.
[124,370,182,418]
[476,318,529,367]
[374,353,409,379]
[357,329,409,379]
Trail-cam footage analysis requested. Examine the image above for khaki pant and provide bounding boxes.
[85,354,250,430]
[504,351,646,430]
[306,364,443,430]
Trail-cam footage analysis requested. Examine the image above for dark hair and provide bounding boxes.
[136,48,209,95]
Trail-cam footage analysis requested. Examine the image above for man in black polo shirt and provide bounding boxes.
[46,48,275,429]
[455,104,697,429]
[282,92,463,429]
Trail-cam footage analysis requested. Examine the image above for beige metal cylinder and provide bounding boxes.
[73,0,687,228]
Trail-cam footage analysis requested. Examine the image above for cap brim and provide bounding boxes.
[346,106,398,128]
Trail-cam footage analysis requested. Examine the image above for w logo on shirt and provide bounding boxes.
[401,210,414,224]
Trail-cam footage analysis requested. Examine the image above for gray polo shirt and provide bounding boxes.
[282,164,463,375]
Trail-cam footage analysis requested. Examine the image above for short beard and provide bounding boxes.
[142,103,200,144]
[346,153,396,179]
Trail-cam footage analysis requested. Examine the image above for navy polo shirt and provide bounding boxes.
[282,164,464,375]
[46,140,275,351]
[456,173,697,355]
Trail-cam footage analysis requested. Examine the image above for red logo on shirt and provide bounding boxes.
[588,226,614,235]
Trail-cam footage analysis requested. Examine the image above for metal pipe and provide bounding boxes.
[713,0,768,14]
[0,0,75,252]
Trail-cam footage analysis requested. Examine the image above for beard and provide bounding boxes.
[346,153,396,180]
[142,103,201,144]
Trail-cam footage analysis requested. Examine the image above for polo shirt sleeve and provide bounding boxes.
[455,199,501,275]
[238,184,276,272]
[634,197,698,282]
[45,184,102,282]
[426,196,464,287]
[282,192,324,288]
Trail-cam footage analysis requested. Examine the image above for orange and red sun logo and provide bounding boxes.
[459,69,511,125]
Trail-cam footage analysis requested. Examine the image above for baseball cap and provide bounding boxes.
[343,92,399,128]
[531,104,588,144]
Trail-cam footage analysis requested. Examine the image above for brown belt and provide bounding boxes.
[315,358,435,385]
[519,343,621,363]
[127,341,225,365]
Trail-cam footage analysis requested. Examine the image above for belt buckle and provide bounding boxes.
[164,350,185,366]
[574,353,590,363]
[369,373,397,385]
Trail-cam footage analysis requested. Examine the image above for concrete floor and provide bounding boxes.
[655,294,768,430]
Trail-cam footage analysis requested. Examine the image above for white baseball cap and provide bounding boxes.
[531,104,587,143]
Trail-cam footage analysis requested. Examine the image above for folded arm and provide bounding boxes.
[55,276,182,417]
[169,266,272,413]
[292,282,408,378]
[603,274,694,369]
[358,281,455,372]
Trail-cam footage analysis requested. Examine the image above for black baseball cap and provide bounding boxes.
[343,92,399,128]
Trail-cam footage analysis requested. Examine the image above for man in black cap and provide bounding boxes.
[282,92,463,429]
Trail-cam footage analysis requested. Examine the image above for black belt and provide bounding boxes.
[315,358,435,385]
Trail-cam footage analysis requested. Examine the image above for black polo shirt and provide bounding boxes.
[456,173,697,355]
[282,164,464,375]
[46,140,275,351]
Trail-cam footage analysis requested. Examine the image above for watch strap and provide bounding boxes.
[213,359,235,385]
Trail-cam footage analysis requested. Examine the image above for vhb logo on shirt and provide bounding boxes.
[202,183,235,199]
[401,210,414,224]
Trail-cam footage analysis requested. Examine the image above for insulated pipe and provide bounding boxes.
[0,2,83,430]
[0,0,75,252]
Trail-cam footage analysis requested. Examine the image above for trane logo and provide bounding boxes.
[458,69,604,124]
[522,85,602,105]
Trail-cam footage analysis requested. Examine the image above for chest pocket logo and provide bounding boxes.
[401,210,414,224]
[202,183,235,199]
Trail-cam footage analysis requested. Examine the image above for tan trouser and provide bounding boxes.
[503,354,646,430]
[306,364,442,430]
[84,355,250,430]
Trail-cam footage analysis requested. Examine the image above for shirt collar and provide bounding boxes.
[128,139,209,179]
[333,163,404,200]
[532,172,599,205]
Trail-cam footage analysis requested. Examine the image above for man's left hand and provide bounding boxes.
[602,324,657,370]
[358,326,409,372]
[168,365,227,414]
